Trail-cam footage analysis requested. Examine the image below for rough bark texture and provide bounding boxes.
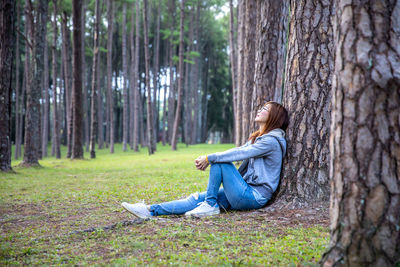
[0,0,15,171]
[22,0,47,166]
[71,0,83,159]
[167,0,176,145]
[191,1,200,145]
[235,0,245,146]
[240,0,256,145]
[89,0,100,159]
[14,3,20,160]
[97,51,104,149]
[229,0,237,146]
[81,3,89,153]
[143,0,154,155]
[321,1,400,265]
[122,2,128,152]
[184,11,193,146]
[133,0,140,152]
[152,5,160,151]
[42,36,49,157]
[251,0,289,130]
[171,0,185,150]
[106,0,114,153]
[51,0,60,159]
[276,0,333,206]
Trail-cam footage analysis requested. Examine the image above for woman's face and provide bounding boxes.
[255,104,270,123]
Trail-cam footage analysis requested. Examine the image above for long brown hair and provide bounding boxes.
[248,101,289,144]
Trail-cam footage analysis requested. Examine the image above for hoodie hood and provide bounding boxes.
[257,128,287,156]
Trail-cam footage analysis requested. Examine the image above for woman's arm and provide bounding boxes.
[207,137,277,163]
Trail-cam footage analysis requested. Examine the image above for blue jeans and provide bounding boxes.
[149,163,271,216]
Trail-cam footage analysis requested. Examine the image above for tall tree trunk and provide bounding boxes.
[171,0,185,150]
[321,1,400,265]
[51,0,61,159]
[97,52,104,149]
[22,0,47,166]
[121,2,128,152]
[143,0,154,155]
[42,36,49,157]
[251,0,288,130]
[228,0,237,145]
[129,2,135,150]
[133,0,140,152]
[235,0,245,146]
[276,0,333,206]
[152,4,160,151]
[61,12,73,158]
[0,0,15,171]
[71,0,83,159]
[81,2,89,153]
[184,10,193,146]
[167,0,176,145]
[14,3,21,160]
[240,0,256,144]
[106,0,114,153]
[191,1,200,145]
[161,44,168,146]
[200,46,209,143]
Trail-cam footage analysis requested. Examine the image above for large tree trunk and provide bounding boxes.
[122,2,128,152]
[14,3,21,160]
[250,0,288,129]
[42,35,49,157]
[275,0,333,206]
[235,0,245,146]
[106,0,114,153]
[51,0,61,159]
[71,0,84,159]
[97,53,104,149]
[171,0,185,150]
[0,0,15,171]
[321,1,400,265]
[228,0,237,146]
[184,10,193,146]
[22,0,47,166]
[133,0,140,152]
[240,0,256,144]
[143,0,154,155]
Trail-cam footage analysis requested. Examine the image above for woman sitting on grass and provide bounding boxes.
[122,101,289,218]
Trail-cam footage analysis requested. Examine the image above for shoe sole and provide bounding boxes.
[121,203,149,219]
[185,210,220,218]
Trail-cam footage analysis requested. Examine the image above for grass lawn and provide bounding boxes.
[0,143,329,266]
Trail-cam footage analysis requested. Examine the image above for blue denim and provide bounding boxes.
[149,163,271,216]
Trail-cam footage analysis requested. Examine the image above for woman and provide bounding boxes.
[121,101,289,218]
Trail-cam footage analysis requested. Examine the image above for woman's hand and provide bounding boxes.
[195,155,209,171]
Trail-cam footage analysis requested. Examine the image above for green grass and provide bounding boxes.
[0,143,329,266]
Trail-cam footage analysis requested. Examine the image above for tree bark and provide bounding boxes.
[14,3,21,160]
[229,0,237,146]
[161,43,168,146]
[184,9,193,146]
[143,0,154,155]
[167,0,176,145]
[240,0,256,144]
[191,1,200,145]
[42,34,49,157]
[97,51,104,149]
[22,0,47,166]
[171,0,185,150]
[0,0,15,171]
[122,2,128,152]
[321,1,400,265]
[51,0,61,159]
[152,4,160,151]
[106,0,114,153]
[235,0,245,146]
[276,0,333,206]
[81,2,89,153]
[133,0,140,151]
[71,0,84,159]
[251,0,289,130]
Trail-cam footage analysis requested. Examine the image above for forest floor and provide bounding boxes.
[1,143,329,266]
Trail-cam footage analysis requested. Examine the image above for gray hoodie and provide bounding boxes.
[207,128,287,199]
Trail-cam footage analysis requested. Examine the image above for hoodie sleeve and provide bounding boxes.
[207,137,277,163]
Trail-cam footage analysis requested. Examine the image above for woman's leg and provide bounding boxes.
[205,163,268,210]
[149,188,231,216]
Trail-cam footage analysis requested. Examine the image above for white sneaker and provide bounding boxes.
[121,202,152,219]
[185,202,220,217]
